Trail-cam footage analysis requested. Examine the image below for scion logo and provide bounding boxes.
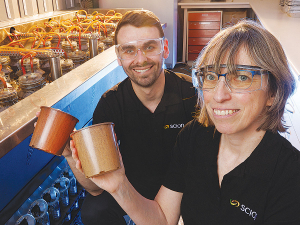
[230,199,240,207]
[230,199,258,221]
[164,124,184,129]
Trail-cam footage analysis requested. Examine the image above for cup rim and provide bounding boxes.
[70,122,114,137]
[40,106,79,123]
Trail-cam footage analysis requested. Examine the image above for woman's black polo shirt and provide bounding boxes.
[164,119,300,224]
[93,70,197,199]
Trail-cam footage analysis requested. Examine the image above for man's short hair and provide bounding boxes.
[114,10,164,45]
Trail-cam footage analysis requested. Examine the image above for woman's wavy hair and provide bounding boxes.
[194,20,296,133]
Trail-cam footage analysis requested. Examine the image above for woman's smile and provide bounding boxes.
[213,109,239,116]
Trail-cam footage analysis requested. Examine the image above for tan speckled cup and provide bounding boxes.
[70,122,120,178]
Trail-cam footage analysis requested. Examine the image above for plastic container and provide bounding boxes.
[28,199,50,225]
[41,187,61,220]
[53,177,70,207]
[15,213,36,225]
[63,167,77,195]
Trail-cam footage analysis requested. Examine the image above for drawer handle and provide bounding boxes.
[192,22,211,25]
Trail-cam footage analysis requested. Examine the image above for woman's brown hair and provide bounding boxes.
[194,20,296,133]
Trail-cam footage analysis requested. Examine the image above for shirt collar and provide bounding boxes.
[229,131,283,179]
[200,129,284,180]
[125,70,183,112]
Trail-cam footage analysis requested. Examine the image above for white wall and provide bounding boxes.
[98,0,178,68]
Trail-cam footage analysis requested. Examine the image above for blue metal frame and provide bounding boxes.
[0,63,127,218]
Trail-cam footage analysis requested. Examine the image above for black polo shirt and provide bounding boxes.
[93,69,196,199]
[164,119,300,225]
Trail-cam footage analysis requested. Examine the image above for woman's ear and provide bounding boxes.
[266,95,275,107]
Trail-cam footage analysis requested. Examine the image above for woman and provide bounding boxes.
[71,20,300,224]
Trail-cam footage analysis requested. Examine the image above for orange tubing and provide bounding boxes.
[21,52,36,74]
[3,29,13,42]
[67,26,82,50]
[42,32,61,48]
[6,37,37,48]
[44,22,54,32]
[27,25,46,33]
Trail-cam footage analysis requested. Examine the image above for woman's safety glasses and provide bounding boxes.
[193,64,270,93]
[116,38,164,60]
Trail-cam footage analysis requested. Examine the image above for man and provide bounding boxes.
[67,10,196,224]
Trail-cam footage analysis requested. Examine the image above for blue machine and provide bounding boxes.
[0,53,127,224]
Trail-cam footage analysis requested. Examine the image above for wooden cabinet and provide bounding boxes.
[187,11,222,61]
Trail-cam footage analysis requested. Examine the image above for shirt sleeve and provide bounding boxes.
[263,149,300,224]
[92,95,113,125]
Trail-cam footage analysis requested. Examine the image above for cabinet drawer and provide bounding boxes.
[188,53,200,61]
[188,45,205,54]
[188,29,219,38]
[188,12,221,22]
[189,21,221,30]
[188,37,211,46]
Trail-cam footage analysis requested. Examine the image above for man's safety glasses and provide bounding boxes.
[115,38,164,60]
[193,64,270,93]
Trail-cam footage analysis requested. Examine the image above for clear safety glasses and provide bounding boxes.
[193,64,270,93]
[115,38,164,60]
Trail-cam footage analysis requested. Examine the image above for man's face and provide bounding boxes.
[115,25,169,88]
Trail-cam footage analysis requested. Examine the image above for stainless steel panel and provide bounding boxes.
[52,0,67,11]
[18,0,39,17]
[66,0,75,9]
[4,0,21,19]
[0,1,8,22]
[45,0,54,13]
[37,0,54,14]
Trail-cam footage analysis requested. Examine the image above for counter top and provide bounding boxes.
[178,0,300,77]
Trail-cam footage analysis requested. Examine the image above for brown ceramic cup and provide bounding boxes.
[70,122,121,178]
[30,106,79,155]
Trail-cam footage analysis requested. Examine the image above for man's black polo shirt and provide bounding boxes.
[164,119,300,224]
[93,69,196,199]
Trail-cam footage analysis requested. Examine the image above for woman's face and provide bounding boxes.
[203,48,274,136]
